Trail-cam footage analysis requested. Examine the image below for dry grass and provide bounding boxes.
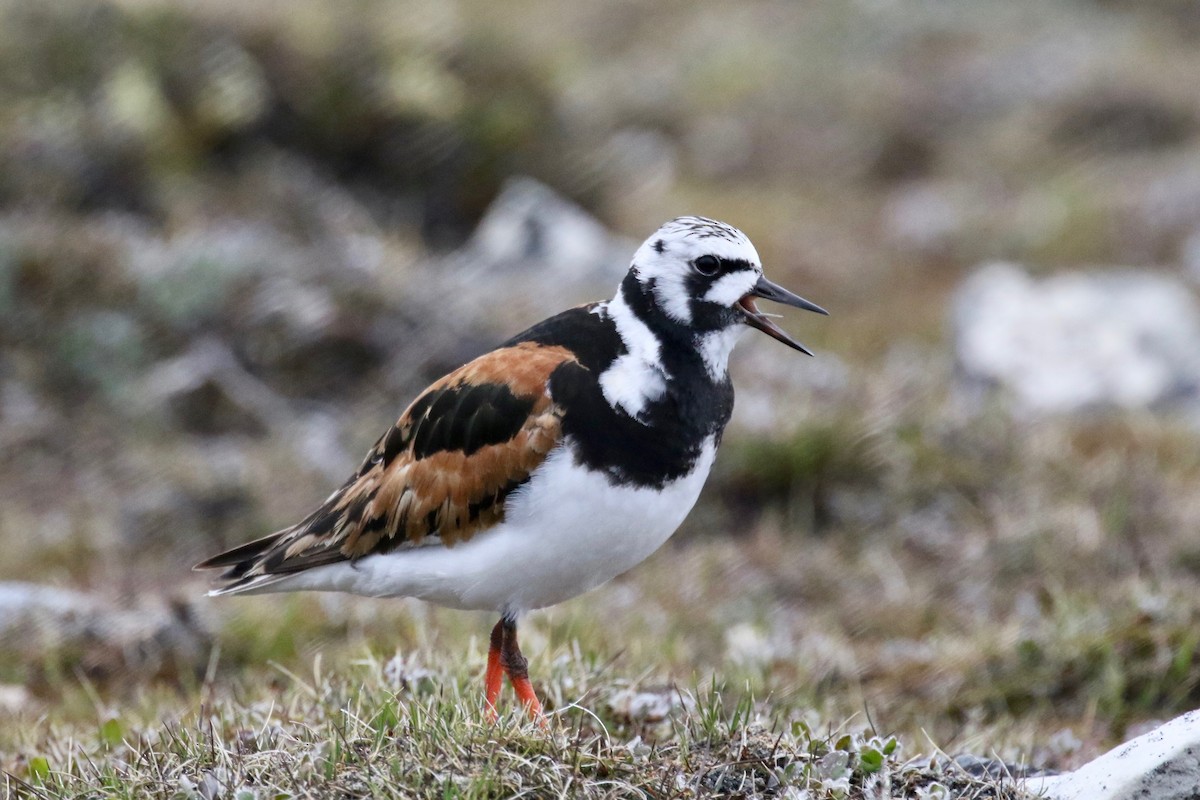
[3,0,1200,796]
[7,361,1200,796]
[1,640,1034,799]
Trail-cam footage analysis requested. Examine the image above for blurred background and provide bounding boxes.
[4,0,1200,767]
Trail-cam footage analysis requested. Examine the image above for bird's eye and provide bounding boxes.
[693,255,721,276]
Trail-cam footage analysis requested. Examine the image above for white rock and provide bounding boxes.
[953,263,1200,413]
[608,687,692,723]
[1023,709,1200,800]
[883,182,969,253]
[0,683,36,714]
[439,176,634,327]
[456,176,632,283]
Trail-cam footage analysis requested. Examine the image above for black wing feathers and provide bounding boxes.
[409,383,533,459]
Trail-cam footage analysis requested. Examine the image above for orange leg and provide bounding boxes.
[509,674,544,721]
[484,619,505,722]
[484,615,546,726]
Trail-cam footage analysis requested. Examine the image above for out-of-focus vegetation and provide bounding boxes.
[4,0,1200,796]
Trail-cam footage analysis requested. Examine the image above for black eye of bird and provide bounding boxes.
[693,255,721,276]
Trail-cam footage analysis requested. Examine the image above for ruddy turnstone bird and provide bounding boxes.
[196,216,826,722]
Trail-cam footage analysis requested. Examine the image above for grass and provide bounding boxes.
[6,386,1200,797]
[1,643,1033,799]
[7,401,1200,797]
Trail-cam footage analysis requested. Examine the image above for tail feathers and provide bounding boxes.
[194,530,288,571]
[194,529,291,595]
[205,573,292,597]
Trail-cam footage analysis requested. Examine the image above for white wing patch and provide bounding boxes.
[600,353,667,417]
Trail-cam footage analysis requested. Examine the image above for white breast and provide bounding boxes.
[269,437,719,613]
[597,289,668,418]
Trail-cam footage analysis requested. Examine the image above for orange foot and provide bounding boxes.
[484,616,546,726]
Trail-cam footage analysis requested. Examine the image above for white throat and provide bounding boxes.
[597,289,668,419]
[698,326,745,380]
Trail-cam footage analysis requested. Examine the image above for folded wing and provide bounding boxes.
[195,342,576,594]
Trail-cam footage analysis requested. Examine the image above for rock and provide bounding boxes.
[0,582,211,685]
[607,686,692,724]
[0,379,59,450]
[439,176,634,327]
[456,176,630,283]
[0,683,37,714]
[233,275,387,401]
[952,263,1200,413]
[1022,709,1200,800]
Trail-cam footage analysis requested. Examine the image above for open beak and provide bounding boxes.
[737,275,829,356]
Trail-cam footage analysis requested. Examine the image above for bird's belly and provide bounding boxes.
[307,437,717,612]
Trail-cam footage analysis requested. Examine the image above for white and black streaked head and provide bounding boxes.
[616,216,828,376]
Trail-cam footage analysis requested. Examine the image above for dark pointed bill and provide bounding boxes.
[737,275,828,356]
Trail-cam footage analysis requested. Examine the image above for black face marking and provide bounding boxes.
[621,270,688,344]
[683,257,757,330]
[621,269,738,343]
[653,239,666,254]
[716,257,754,274]
[407,383,534,460]
[692,254,721,276]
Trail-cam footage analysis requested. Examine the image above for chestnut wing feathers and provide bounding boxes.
[196,343,577,590]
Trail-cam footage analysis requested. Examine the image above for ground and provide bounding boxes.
[3,0,1200,797]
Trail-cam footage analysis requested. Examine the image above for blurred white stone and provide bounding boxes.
[883,182,969,253]
[441,177,634,327]
[382,652,436,690]
[0,379,58,449]
[0,683,36,714]
[724,622,775,666]
[139,338,353,477]
[1022,709,1200,800]
[608,687,691,723]
[454,176,632,286]
[953,263,1200,413]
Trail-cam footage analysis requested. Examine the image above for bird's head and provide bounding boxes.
[623,216,827,357]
